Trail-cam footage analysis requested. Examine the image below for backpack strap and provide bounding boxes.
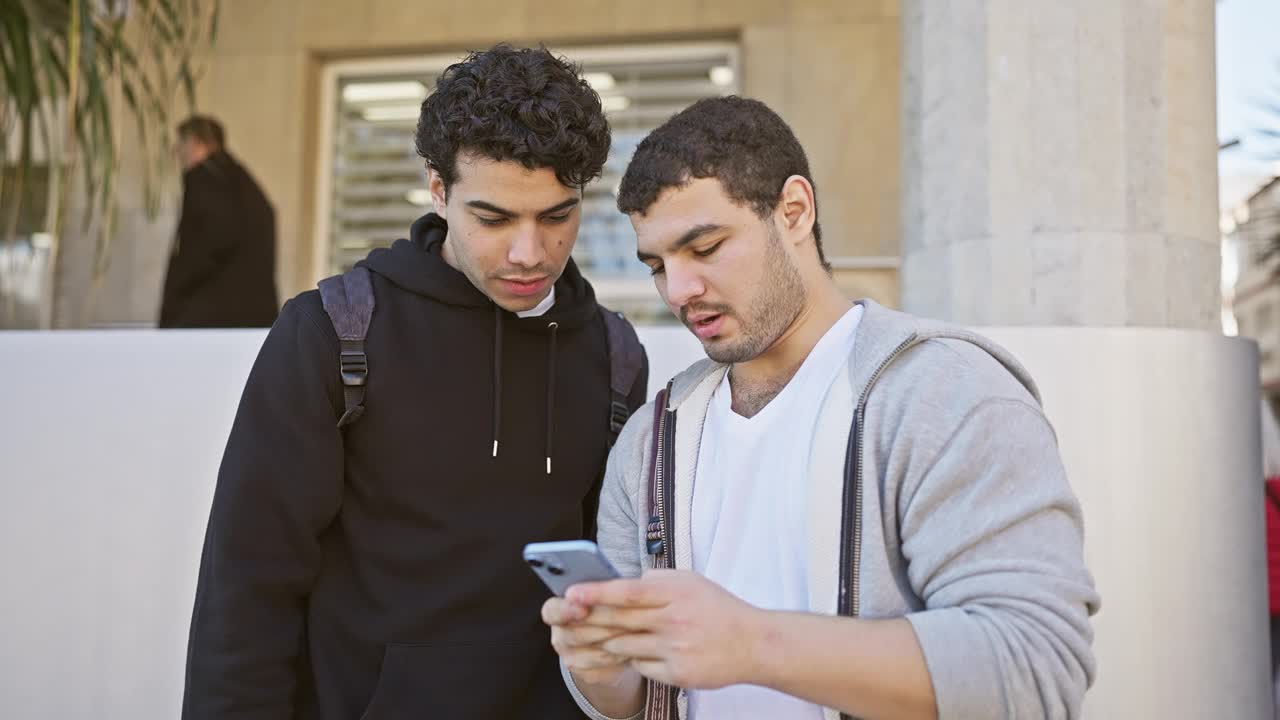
[643,383,679,720]
[318,267,375,428]
[600,308,645,446]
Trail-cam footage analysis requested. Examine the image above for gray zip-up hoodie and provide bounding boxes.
[564,300,1099,720]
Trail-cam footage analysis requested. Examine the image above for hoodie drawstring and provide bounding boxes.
[492,306,503,458]
[490,309,558,476]
[545,322,558,475]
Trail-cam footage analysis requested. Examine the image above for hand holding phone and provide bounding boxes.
[523,540,621,597]
[534,541,641,696]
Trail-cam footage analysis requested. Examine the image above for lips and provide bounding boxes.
[500,276,550,297]
[687,311,726,340]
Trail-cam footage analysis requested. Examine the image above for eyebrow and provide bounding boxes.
[465,198,580,217]
[636,224,727,262]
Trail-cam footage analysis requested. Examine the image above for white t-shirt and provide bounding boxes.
[688,304,864,720]
[516,286,556,318]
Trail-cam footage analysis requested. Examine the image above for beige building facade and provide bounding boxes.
[80,0,903,326]
[67,0,1225,335]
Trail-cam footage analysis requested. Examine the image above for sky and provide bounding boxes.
[1216,0,1280,211]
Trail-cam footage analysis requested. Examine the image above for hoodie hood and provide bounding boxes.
[357,213,609,472]
[358,213,600,332]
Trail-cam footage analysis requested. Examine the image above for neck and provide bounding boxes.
[440,231,458,269]
[728,273,850,415]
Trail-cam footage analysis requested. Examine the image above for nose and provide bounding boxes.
[507,222,546,269]
[661,259,705,310]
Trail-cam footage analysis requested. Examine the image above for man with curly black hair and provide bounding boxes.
[183,45,647,720]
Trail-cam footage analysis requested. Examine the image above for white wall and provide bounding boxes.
[0,327,1267,718]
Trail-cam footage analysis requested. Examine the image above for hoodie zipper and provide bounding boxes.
[654,400,676,570]
[838,334,918,619]
[662,405,677,567]
[837,334,916,720]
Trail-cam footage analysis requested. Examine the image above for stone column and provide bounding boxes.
[901,0,1220,329]
[901,2,1270,718]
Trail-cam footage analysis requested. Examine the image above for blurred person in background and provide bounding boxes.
[159,115,278,328]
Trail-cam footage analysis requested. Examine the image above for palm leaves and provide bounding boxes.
[0,0,218,325]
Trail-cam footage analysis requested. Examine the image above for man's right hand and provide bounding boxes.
[542,596,637,686]
[543,594,647,720]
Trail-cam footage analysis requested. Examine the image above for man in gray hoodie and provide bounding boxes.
[542,96,1099,720]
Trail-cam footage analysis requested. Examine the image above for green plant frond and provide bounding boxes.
[17,0,68,31]
[178,59,196,108]
[207,0,218,44]
[145,3,177,47]
[75,0,99,70]
[3,0,220,263]
[3,12,38,111]
[155,0,183,41]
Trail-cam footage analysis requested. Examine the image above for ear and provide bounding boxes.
[428,167,448,216]
[776,175,816,248]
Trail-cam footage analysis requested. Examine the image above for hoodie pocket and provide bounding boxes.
[358,633,566,720]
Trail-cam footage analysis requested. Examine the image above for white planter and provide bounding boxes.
[0,327,1267,718]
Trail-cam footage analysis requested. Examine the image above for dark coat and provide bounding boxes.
[160,150,278,328]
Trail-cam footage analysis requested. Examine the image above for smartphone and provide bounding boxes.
[523,540,621,597]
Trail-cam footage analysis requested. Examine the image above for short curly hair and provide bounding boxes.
[617,96,828,271]
[415,45,611,191]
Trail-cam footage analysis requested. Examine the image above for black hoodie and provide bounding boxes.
[184,214,648,719]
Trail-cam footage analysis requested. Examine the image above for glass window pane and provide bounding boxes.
[323,43,739,323]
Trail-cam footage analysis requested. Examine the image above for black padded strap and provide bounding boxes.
[601,308,644,445]
[318,267,375,427]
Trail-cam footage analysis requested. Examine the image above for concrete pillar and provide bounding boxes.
[901,0,1220,329]
[901,2,1270,718]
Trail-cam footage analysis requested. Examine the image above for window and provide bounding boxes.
[313,43,739,322]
